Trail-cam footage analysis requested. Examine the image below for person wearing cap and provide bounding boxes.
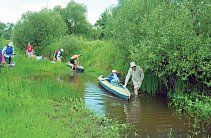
[57,49,64,62]
[53,49,59,62]
[26,42,33,58]
[70,53,82,70]
[124,62,144,96]
[0,47,5,65]
[108,70,120,83]
[2,42,14,64]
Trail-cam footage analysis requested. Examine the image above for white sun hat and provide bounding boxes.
[130,62,136,68]
[8,42,13,47]
[112,70,117,73]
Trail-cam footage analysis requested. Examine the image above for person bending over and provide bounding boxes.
[70,53,82,70]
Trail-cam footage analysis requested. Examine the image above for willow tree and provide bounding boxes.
[0,22,6,38]
[59,1,89,35]
[13,8,67,54]
[105,0,211,92]
[104,0,159,72]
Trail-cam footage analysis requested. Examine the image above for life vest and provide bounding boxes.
[55,52,58,58]
[108,72,120,82]
[5,45,13,55]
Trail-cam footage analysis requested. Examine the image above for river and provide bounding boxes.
[50,70,211,137]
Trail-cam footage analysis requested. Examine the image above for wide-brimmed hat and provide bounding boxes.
[130,62,136,68]
[112,70,117,73]
[60,49,64,51]
[8,42,13,47]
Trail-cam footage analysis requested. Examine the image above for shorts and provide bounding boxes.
[70,59,75,64]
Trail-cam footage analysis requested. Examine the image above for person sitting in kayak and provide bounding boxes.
[70,53,82,70]
[108,70,120,83]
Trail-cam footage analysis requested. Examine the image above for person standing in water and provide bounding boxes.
[70,53,82,70]
[124,62,144,96]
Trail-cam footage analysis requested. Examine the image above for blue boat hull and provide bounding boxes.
[98,75,130,100]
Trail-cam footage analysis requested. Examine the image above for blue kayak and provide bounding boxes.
[98,75,131,100]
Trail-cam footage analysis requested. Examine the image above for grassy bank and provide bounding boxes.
[42,37,119,76]
[0,52,134,137]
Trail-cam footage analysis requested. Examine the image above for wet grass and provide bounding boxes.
[0,55,133,137]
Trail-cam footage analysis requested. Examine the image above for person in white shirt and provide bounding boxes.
[124,62,144,96]
[2,42,14,64]
[57,49,64,62]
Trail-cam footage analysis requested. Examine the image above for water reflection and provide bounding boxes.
[84,82,107,114]
[66,71,211,138]
[30,69,211,138]
[124,96,142,124]
[70,71,80,87]
[57,76,63,82]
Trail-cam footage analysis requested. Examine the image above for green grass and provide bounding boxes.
[168,92,211,120]
[0,51,134,138]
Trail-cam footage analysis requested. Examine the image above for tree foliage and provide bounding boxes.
[0,22,14,40]
[4,23,14,40]
[53,1,98,40]
[57,1,88,35]
[104,0,211,91]
[0,22,6,38]
[95,9,110,39]
[13,8,67,54]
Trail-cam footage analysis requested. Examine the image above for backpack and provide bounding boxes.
[55,52,58,58]
[59,50,62,56]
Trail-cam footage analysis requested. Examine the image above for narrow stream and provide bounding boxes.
[39,71,211,137]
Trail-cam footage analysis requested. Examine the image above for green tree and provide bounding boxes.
[105,0,211,91]
[4,23,14,40]
[13,8,67,54]
[61,1,88,36]
[53,1,98,40]
[95,9,109,39]
[104,0,159,70]
[0,22,6,38]
[53,5,63,14]
[91,26,103,40]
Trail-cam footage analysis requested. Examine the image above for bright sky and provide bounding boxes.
[0,0,118,25]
